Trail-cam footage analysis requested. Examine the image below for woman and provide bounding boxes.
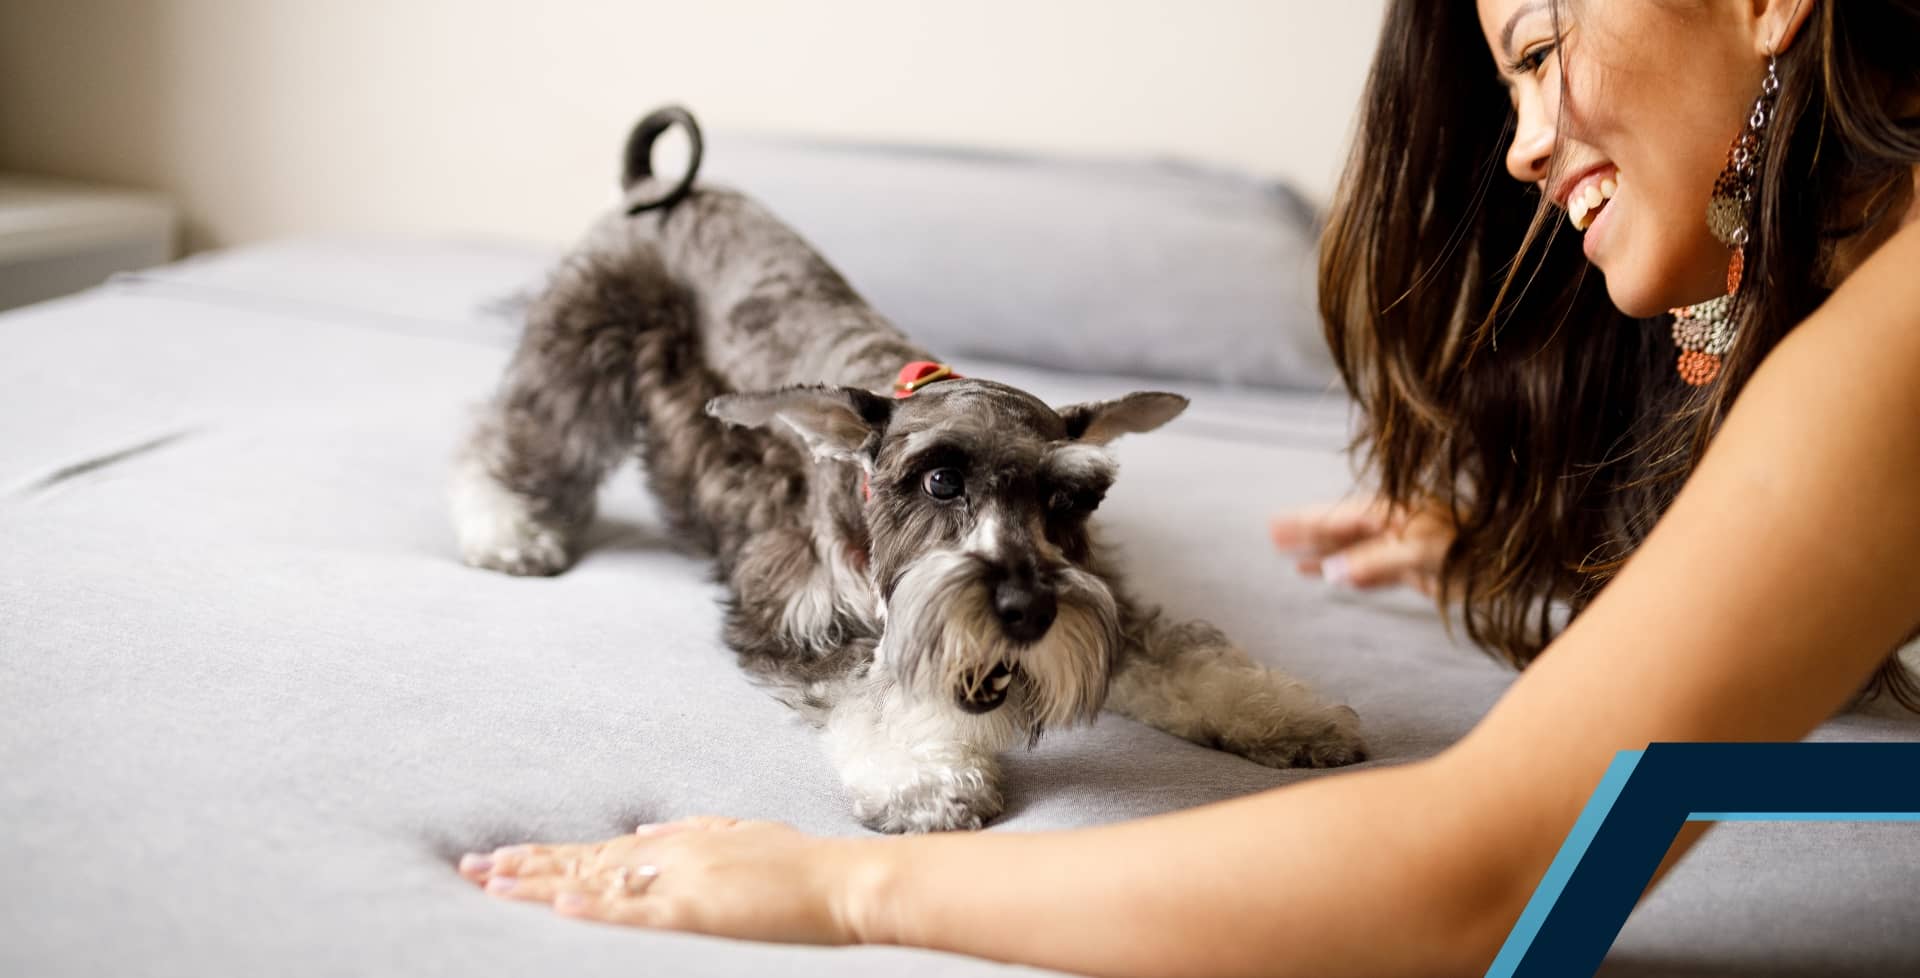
[456,1,1920,974]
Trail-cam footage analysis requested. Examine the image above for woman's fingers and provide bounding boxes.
[1276,493,1456,594]
[462,817,748,893]
[494,844,573,878]
[478,849,651,904]
[554,888,668,927]
[463,842,588,881]
[484,872,559,902]
[457,845,548,882]
[462,817,743,885]
[1269,497,1392,556]
[1322,530,1449,590]
[461,819,860,944]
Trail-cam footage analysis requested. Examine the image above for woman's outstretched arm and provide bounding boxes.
[464,222,1920,978]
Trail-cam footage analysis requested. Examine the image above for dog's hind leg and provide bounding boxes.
[1106,615,1370,769]
[452,245,693,576]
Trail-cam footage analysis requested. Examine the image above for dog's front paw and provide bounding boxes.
[850,764,1005,834]
[1234,704,1370,770]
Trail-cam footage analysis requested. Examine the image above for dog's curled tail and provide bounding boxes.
[622,105,704,215]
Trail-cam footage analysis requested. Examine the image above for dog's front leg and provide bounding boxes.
[822,676,1012,833]
[1107,617,1369,769]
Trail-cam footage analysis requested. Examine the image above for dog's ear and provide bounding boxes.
[1057,392,1189,445]
[707,386,894,462]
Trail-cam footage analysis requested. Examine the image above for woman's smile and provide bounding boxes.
[1551,162,1622,261]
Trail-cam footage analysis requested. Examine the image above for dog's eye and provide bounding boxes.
[922,468,965,501]
[1049,487,1105,514]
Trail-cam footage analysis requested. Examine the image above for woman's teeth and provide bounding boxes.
[1570,175,1619,231]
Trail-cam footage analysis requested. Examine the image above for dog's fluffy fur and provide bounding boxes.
[453,113,1367,832]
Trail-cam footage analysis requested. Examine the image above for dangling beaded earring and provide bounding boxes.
[1671,54,1779,386]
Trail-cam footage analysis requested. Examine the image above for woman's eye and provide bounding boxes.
[1515,42,1556,75]
[922,468,965,501]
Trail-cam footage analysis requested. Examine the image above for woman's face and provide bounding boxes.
[1476,0,1783,317]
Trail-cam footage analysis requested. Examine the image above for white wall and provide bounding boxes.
[0,0,1385,251]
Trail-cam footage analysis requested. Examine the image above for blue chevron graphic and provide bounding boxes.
[1485,743,1920,977]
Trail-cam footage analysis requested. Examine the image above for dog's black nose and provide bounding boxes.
[993,582,1056,643]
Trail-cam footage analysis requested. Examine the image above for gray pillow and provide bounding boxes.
[701,134,1337,392]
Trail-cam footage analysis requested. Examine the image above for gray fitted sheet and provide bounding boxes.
[2,238,1915,977]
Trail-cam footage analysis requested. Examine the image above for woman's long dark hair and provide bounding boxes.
[1319,0,1920,706]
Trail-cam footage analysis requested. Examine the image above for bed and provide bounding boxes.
[3,137,1917,977]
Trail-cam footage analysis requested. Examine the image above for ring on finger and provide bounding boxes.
[610,864,660,897]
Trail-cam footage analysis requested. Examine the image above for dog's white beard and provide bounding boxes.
[879,551,1118,731]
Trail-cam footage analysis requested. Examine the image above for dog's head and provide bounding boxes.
[709,378,1186,730]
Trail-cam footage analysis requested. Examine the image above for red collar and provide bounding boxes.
[864,361,962,501]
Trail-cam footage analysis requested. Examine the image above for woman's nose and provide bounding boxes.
[1506,96,1555,185]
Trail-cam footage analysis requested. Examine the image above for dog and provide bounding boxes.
[452,107,1367,832]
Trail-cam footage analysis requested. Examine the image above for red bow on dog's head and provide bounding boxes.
[891,361,963,399]
[863,362,964,499]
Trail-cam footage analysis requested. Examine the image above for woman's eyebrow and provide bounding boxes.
[1501,0,1549,57]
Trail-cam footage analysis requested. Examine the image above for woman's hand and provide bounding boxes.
[1269,495,1453,596]
[457,817,877,944]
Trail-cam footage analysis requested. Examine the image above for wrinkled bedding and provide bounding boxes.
[2,238,1916,977]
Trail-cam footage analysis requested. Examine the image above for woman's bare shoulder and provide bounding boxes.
[1453,219,1920,770]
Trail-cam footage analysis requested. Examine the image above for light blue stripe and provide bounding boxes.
[1484,749,1645,978]
[1688,812,1920,822]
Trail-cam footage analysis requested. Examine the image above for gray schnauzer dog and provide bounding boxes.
[452,107,1367,833]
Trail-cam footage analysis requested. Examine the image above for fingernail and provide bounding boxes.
[493,844,529,859]
[485,876,516,895]
[1323,554,1351,588]
[555,892,587,911]
[634,823,659,835]
[459,854,493,874]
